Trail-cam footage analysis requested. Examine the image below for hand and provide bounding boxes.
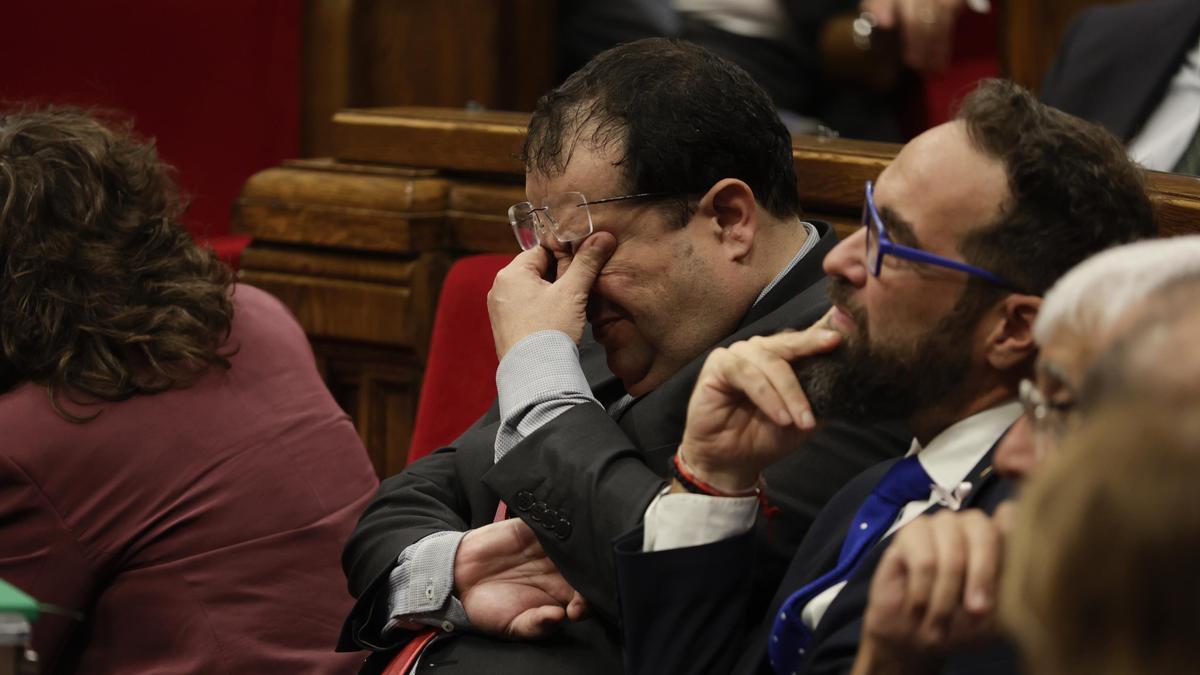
[860,0,967,73]
[454,518,588,639]
[488,232,617,359]
[677,321,843,493]
[854,509,1005,673]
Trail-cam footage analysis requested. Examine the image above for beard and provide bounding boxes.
[795,279,979,423]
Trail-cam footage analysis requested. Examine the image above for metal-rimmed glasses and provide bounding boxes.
[507,191,675,251]
[1018,377,1078,439]
[863,180,1026,293]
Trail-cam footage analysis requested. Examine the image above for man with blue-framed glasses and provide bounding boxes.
[615,78,1157,675]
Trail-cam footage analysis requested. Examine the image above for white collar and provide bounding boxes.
[906,401,1022,491]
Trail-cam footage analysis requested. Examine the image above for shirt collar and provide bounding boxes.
[752,221,818,307]
[906,401,1022,491]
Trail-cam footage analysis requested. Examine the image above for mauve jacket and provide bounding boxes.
[0,284,378,674]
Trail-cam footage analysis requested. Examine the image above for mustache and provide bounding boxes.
[826,277,867,334]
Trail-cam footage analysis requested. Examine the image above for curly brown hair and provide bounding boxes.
[0,107,234,419]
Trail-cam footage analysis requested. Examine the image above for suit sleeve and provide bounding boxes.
[338,407,498,650]
[482,403,665,624]
[615,527,759,675]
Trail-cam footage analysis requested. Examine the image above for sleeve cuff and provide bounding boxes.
[384,531,472,631]
[495,330,591,419]
[642,487,758,552]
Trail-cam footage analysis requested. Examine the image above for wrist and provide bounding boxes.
[674,444,761,495]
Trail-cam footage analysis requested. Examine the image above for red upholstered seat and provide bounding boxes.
[407,254,516,464]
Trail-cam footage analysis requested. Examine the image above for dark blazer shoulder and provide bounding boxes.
[1041,0,1200,141]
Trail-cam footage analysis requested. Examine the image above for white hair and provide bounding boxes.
[1034,235,1200,344]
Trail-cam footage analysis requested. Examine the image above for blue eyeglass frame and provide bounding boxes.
[863,180,1026,293]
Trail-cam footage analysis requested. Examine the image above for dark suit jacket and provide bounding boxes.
[616,440,1018,675]
[1041,0,1200,143]
[0,285,378,675]
[339,221,911,673]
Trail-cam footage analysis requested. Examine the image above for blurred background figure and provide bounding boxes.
[1003,402,1200,675]
[559,0,1000,141]
[1041,0,1200,175]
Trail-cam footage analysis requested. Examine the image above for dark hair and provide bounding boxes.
[956,79,1157,297]
[523,38,802,223]
[0,107,234,418]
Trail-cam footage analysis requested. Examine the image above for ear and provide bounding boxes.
[983,294,1042,372]
[696,178,758,263]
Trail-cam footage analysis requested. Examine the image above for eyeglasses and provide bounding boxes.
[863,180,1026,293]
[507,191,675,251]
[1018,378,1077,437]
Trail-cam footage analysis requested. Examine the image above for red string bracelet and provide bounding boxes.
[670,450,782,526]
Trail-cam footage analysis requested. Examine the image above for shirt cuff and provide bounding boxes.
[494,330,601,462]
[383,531,473,634]
[641,487,758,552]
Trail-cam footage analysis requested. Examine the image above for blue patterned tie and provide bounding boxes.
[766,455,933,674]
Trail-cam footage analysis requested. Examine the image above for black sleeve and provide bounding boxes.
[482,403,667,625]
[615,527,759,675]
[338,407,500,650]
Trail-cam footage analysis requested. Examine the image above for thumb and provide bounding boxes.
[508,605,567,639]
[557,232,616,292]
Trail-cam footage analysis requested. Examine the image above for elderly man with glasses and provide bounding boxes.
[613,79,1156,675]
[339,38,909,674]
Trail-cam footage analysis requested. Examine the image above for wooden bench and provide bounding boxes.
[233,107,1200,476]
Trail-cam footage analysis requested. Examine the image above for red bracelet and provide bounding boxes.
[670,450,761,498]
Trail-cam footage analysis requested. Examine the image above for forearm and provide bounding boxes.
[494,330,601,461]
[484,403,666,623]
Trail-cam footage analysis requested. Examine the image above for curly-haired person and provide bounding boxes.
[0,107,378,674]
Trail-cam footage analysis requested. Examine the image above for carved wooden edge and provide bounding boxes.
[320,107,1200,238]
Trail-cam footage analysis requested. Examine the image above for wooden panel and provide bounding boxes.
[332,108,529,174]
[234,161,452,253]
[315,339,424,477]
[302,0,357,157]
[1147,171,1200,237]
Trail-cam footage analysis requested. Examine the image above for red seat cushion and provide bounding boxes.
[407,254,516,463]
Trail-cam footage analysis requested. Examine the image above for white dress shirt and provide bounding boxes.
[1127,36,1200,172]
[643,401,1022,633]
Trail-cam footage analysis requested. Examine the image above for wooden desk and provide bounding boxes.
[233,107,1200,476]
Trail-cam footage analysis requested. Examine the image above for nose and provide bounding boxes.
[993,415,1039,480]
[822,227,868,288]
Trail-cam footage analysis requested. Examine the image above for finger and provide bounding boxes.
[512,241,553,278]
[737,337,818,430]
[862,0,896,28]
[566,592,589,621]
[556,231,616,294]
[711,347,795,426]
[899,520,937,621]
[922,515,969,642]
[865,544,911,636]
[508,605,567,639]
[993,501,1016,535]
[544,234,575,280]
[960,512,1002,615]
[762,327,843,362]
